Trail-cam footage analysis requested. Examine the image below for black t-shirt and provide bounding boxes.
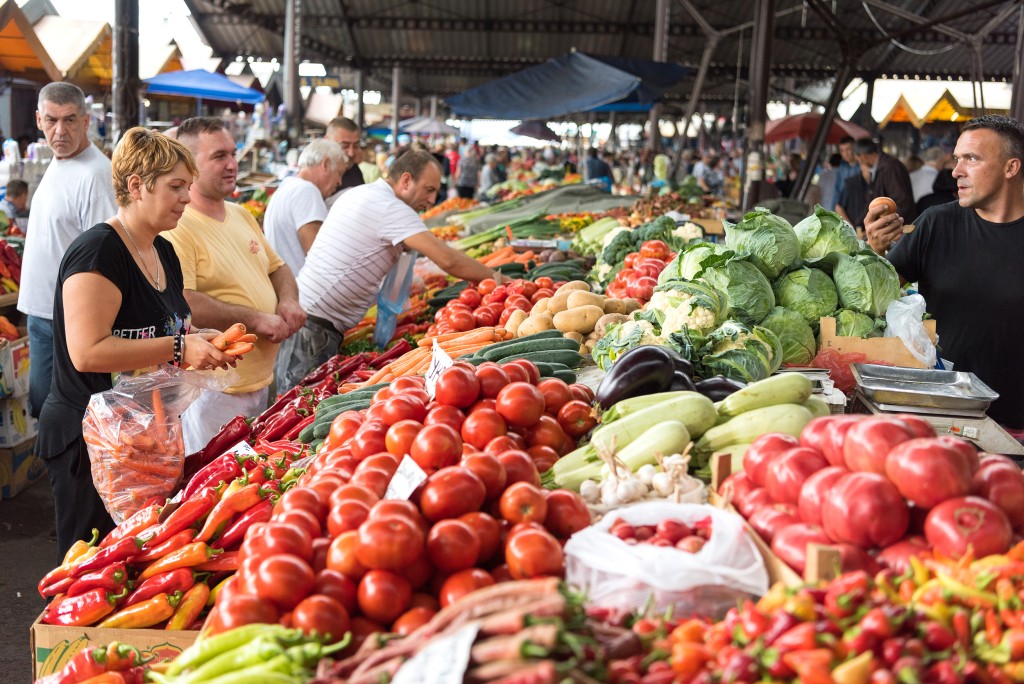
[37,224,191,457]
[886,203,1024,429]
[339,164,365,191]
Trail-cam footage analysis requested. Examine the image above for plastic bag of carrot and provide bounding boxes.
[84,364,234,523]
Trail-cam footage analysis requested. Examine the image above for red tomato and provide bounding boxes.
[461,408,507,450]
[717,471,756,508]
[292,594,350,643]
[458,288,482,307]
[278,487,328,522]
[475,363,511,399]
[639,239,671,260]
[885,437,976,509]
[350,467,390,498]
[418,466,487,521]
[385,420,423,458]
[357,569,412,625]
[568,383,595,403]
[459,511,502,564]
[460,452,507,500]
[424,404,466,431]
[392,606,436,635]
[380,395,427,426]
[527,445,559,473]
[770,523,832,575]
[427,519,481,572]
[748,504,801,544]
[655,519,692,545]
[843,417,915,474]
[534,276,554,290]
[275,507,323,541]
[499,482,548,524]
[800,416,864,467]
[505,528,564,579]
[631,262,662,279]
[502,363,530,384]
[370,499,424,524]
[329,483,379,509]
[797,466,849,527]
[409,423,463,473]
[543,489,591,539]
[399,552,433,591]
[327,499,371,537]
[327,411,364,450]
[496,382,545,427]
[448,310,475,332]
[326,531,368,580]
[505,294,532,311]
[478,278,497,295]
[314,569,358,614]
[496,450,542,487]
[834,543,881,575]
[351,422,389,460]
[524,415,565,450]
[372,386,393,404]
[535,378,572,415]
[744,434,801,488]
[626,275,657,301]
[925,496,1013,558]
[505,359,541,385]
[973,457,1024,532]
[434,365,480,409]
[765,447,828,504]
[530,289,554,304]
[876,536,931,575]
[241,523,315,564]
[474,309,498,328]
[822,473,909,548]
[439,568,495,608]
[255,554,315,610]
[557,400,597,438]
[484,435,522,456]
[623,253,640,270]
[305,472,346,506]
[208,594,279,634]
[733,487,774,519]
[355,516,425,571]
[470,398,497,414]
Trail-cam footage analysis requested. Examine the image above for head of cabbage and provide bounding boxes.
[760,306,817,365]
[834,308,885,339]
[699,319,784,384]
[833,250,902,317]
[694,252,776,326]
[772,267,839,331]
[723,206,801,280]
[792,205,860,262]
[658,241,724,285]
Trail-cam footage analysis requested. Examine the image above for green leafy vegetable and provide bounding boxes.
[694,252,776,326]
[792,205,860,262]
[699,320,784,384]
[834,308,886,338]
[760,306,817,365]
[772,267,839,331]
[723,207,801,280]
[832,250,902,317]
[658,241,725,285]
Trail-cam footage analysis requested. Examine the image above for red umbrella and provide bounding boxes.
[764,112,871,144]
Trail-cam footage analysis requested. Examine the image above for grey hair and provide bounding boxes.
[922,147,945,163]
[38,82,86,114]
[298,139,347,169]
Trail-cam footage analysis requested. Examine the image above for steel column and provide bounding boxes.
[391,66,401,151]
[793,59,854,201]
[354,69,365,130]
[1012,6,1024,122]
[647,0,670,151]
[742,0,776,209]
[283,0,303,146]
[111,0,139,143]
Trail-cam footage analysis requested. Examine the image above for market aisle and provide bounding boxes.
[0,478,57,684]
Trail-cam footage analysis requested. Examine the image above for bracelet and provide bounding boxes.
[172,331,184,367]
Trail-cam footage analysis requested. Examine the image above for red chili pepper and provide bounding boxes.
[134,529,196,564]
[166,582,211,631]
[251,387,303,431]
[40,576,76,598]
[71,536,144,579]
[66,562,127,597]
[99,591,181,629]
[194,550,239,572]
[123,567,195,608]
[181,453,245,501]
[772,622,819,652]
[42,587,129,626]
[284,414,316,441]
[182,415,254,482]
[987,609,1005,647]
[195,483,273,543]
[100,505,161,549]
[137,542,221,581]
[369,340,411,368]
[211,498,273,550]
[144,487,219,549]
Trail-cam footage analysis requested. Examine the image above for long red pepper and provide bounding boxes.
[99,591,181,629]
[34,642,143,684]
[100,505,161,549]
[194,550,239,572]
[211,498,273,550]
[133,529,196,564]
[38,531,101,596]
[251,386,302,431]
[181,453,244,501]
[40,576,76,598]
[284,414,316,441]
[144,487,218,548]
[124,568,195,608]
[66,562,127,597]
[195,483,273,542]
[42,587,128,626]
[71,537,144,579]
[166,582,211,631]
[137,542,221,581]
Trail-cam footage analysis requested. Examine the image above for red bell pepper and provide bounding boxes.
[66,562,127,597]
[258,397,313,441]
[124,568,195,608]
[250,386,303,432]
[42,587,129,626]
[211,498,273,550]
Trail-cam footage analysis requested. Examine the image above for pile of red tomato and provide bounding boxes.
[205,358,597,644]
[604,240,674,302]
[428,277,566,337]
[720,415,1024,577]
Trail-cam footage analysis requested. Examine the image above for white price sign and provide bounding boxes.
[226,441,259,459]
[424,341,455,400]
[392,622,480,684]
[383,456,428,500]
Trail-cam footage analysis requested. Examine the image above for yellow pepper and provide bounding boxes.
[832,651,874,684]
[910,555,931,586]
[757,581,791,614]
[936,573,999,608]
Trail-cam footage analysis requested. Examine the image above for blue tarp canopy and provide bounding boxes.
[143,69,265,105]
[446,52,688,120]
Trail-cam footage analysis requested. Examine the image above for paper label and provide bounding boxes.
[384,456,428,500]
[424,341,455,400]
[226,441,259,459]
[392,622,480,684]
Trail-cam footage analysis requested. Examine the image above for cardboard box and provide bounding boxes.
[0,327,29,398]
[31,613,199,680]
[0,436,41,498]
[0,393,36,445]
[818,316,937,369]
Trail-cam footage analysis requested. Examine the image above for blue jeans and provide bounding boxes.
[27,315,53,419]
[274,319,342,391]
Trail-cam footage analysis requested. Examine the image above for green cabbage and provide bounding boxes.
[699,320,783,384]
[694,252,775,326]
[772,267,839,331]
[760,306,817,365]
[658,241,724,285]
[834,309,886,339]
[792,205,860,262]
[723,207,801,280]
[832,251,902,317]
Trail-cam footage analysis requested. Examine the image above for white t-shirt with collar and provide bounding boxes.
[298,179,426,331]
[262,175,328,276]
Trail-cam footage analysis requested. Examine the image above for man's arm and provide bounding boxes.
[403,231,502,284]
[296,221,322,254]
[184,290,290,343]
[269,265,306,335]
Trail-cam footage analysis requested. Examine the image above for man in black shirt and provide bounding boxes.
[325,116,364,191]
[865,115,1024,430]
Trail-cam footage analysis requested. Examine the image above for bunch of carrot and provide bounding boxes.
[359,327,510,385]
[210,323,257,357]
[478,246,537,268]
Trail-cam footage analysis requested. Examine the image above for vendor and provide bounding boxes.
[277,150,505,389]
[864,115,1024,433]
[39,128,235,557]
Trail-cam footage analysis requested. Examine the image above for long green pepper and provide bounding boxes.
[163,624,300,676]
[179,636,286,683]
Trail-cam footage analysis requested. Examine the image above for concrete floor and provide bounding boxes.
[0,477,58,683]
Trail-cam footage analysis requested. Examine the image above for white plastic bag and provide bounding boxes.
[564,502,768,618]
[884,294,936,367]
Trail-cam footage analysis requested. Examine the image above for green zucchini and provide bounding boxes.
[475,330,564,358]
[314,399,371,427]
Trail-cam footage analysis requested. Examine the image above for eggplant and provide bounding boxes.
[595,345,683,409]
[672,356,695,378]
[669,370,697,392]
[694,375,746,402]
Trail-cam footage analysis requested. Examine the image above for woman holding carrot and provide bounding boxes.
[38,127,236,558]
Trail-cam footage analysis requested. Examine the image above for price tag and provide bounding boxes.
[226,441,259,459]
[392,622,480,684]
[424,340,454,400]
[384,456,428,500]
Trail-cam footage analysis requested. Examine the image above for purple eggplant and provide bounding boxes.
[595,345,690,409]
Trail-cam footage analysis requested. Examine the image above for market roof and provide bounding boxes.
[181,0,1024,114]
[0,0,60,83]
[880,94,924,129]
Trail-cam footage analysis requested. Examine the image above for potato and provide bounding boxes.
[547,289,573,314]
[566,290,606,310]
[622,298,643,313]
[505,309,528,337]
[585,338,598,352]
[595,313,628,338]
[563,331,585,345]
[517,313,554,337]
[531,297,550,314]
[603,298,629,314]
[552,305,606,335]
[561,280,591,293]
[586,330,600,342]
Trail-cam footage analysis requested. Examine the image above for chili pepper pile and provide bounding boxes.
[35,641,147,684]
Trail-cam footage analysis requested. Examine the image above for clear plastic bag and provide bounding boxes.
[85,365,231,523]
[564,502,768,618]
[373,250,419,349]
[884,294,937,367]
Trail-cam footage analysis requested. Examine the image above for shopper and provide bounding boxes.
[263,139,345,275]
[325,116,364,190]
[700,155,726,196]
[280,150,506,388]
[915,169,957,214]
[18,83,118,418]
[478,154,501,197]
[854,137,917,222]
[815,153,842,213]
[169,117,305,453]
[865,115,1024,431]
[831,136,859,211]
[39,128,234,557]
[910,146,946,202]
[455,149,481,199]
[836,162,874,236]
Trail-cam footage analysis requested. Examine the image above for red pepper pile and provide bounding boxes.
[35,642,146,684]
[603,240,674,302]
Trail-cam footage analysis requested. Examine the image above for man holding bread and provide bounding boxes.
[865,115,1024,432]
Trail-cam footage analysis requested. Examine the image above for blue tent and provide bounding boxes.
[446,52,688,120]
[143,69,265,105]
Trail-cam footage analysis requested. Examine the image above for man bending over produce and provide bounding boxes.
[865,115,1024,432]
[280,149,503,388]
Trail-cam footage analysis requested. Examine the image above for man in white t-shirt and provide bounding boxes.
[18,83,117,417]
[263,139,345,275]
[909,146,946,203]
[278,150,506,388]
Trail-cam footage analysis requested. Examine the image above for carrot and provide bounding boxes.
[361,366,395,386]
[211,323,246,350]
[235,333,258,344]
[477,595,567,636]
[151,389,169,445]
[224,342,254,357]
[470,623,559,664]
[418,327,495,347]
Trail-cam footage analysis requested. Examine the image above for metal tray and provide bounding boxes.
[851,364,998,413]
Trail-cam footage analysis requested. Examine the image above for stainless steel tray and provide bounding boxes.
[851,363,998,413]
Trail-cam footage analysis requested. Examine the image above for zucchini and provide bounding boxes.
[482,337,581,361]
[317,384,388,409]
[310,438,325,452]
[314,399,372,426]
[694,403,813,455]
[717,373,813,417]
[313,420,338,439]
[499,350,585,368]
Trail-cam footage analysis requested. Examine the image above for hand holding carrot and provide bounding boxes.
[184,329,241,370]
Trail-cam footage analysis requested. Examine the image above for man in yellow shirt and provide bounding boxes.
[169,117,306,453]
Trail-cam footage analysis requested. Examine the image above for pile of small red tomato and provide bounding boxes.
[206,358,598,646]
[428,277,565,337]
[604,239,675,302]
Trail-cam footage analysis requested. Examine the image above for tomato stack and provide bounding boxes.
[719,415,1024,576]
[206,359,593,643]
[428,277,565,337]
[604,239,674,302]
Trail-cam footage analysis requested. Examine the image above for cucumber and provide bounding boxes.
[317,385,387,410]
[310,438,325,452]
[482,337,581,361]
[499,350,585,368]
[313,420,338,439]
[314,398,372,427]
[298,423,316,443]
[475,330,564,358]
[552,369,577,383]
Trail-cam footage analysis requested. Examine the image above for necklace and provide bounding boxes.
[120,214,161,290]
